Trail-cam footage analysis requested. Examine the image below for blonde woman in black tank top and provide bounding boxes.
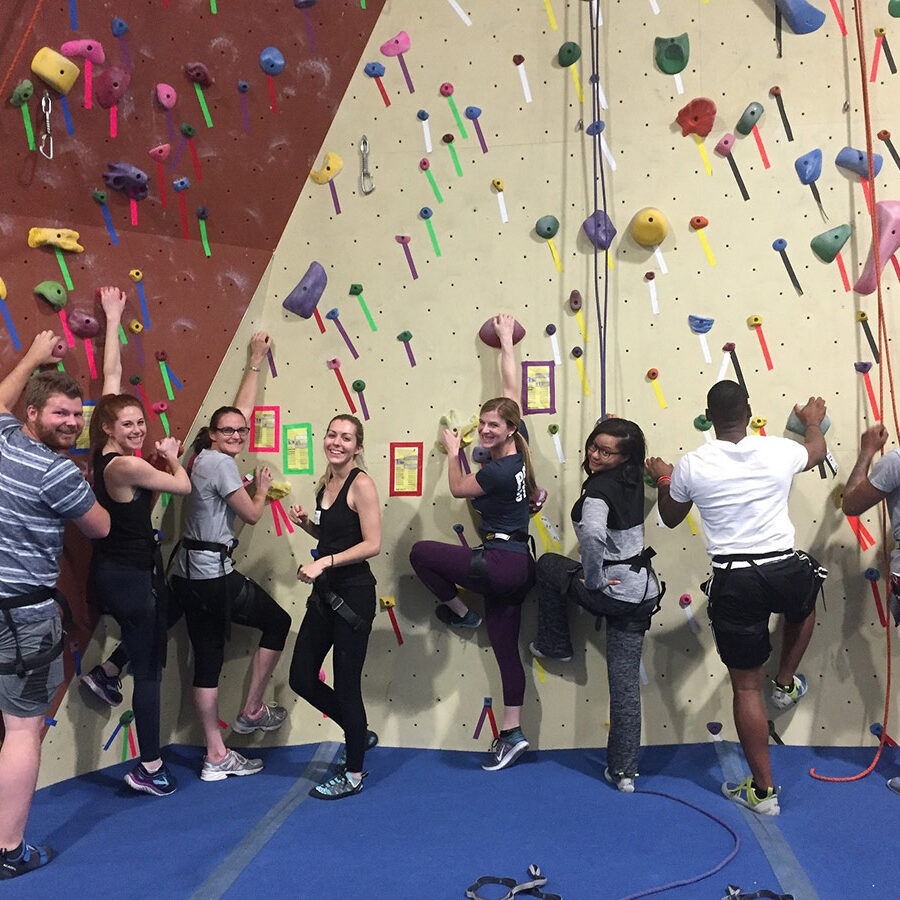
[288,415,382,800]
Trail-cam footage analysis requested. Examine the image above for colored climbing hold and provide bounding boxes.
[794,149,822,185]
[835,146,883,178]
[95,65,130,109]
[654,33,689,75]
[735,102,763,136]
[184,62,213,87]
[558,42,582,67]
[535,215,560,239]
[34,281,68,310]
[259,47,285,77]
[582,209,616,249]
[629,208,668,247]
[283,261,327,318]
[810,225,851,263]
[676,97,716,137]
[775,0,826,34]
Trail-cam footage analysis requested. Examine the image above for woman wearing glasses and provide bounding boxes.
[529,418,662,792]
[170,332,291,782]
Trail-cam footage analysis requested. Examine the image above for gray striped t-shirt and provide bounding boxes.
[0,413,95,622]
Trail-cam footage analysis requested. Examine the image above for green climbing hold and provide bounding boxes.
[535,215,560,239]
[693,414,713,432]
[349,283,363,295]
[92,190,108,204]
[810,225,851,263]
[890,0,900,17]
[10,79,34,107]
[736,102,764,136]
[558,42,581,68]
[654,34,689,75]
[34,281,67,310]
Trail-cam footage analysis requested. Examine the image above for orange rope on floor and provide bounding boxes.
[0,0,49,106]
[810,0,896,783]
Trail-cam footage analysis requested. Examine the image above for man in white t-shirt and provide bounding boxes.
[842,422,900,797]
[647,381,827,816]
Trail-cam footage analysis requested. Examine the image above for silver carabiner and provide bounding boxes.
[359,135,374,195]
[39,90,53,160]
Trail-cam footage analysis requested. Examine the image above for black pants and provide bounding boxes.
[92,556,164,761]
[288,583,375,773]
[171,571,291,688]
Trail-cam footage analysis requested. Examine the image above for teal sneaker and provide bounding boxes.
[310,770,366,800]
[436,605,482,628]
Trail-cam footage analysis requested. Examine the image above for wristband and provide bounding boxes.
[330,554,335,568]
[656,475,671,486]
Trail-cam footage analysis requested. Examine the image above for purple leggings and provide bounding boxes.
[409,540,534,707]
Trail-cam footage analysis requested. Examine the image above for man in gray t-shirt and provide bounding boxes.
[0,332,109,880]
[843,422,900,797]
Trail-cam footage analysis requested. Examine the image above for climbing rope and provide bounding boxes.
[0,0,50,106]
[810,0,895,782]
[588,1,610,420]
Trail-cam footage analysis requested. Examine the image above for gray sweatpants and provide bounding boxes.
[534,552,651,775]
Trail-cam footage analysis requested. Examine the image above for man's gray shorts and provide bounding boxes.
[0,616,63,717]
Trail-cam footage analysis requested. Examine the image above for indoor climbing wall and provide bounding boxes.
[8,0,899,785]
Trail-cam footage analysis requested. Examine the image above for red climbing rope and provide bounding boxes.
[0,0,50,106]
[810,0,895,783]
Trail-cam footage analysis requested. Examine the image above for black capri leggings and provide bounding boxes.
[171,570,291,688]
[289,583,375,773]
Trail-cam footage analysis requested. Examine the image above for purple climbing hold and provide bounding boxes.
[283,261,328,319]
[835,146,883,179]
[103,162,149,200]
[582,209,616,249]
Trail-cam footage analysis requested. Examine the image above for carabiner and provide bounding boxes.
[39,90,53,160]
[359,135,375,195]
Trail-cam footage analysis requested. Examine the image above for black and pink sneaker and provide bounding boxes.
[81,665,123,707]
[124,762,177,796]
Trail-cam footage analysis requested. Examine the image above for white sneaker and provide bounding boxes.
[200,748,264,781]
[771,674,807,710]
[604,768,635,793]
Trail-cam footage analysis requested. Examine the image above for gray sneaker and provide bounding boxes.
[232,703,287,734]
[200,749,264,781]
[481,728,529,771]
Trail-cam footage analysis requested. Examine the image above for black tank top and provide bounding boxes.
[316,468,375,587]
[92,451,156,569]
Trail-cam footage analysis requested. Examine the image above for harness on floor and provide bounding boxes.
[722,885,793,900]
[0,587,69,677]
[170,537,244,638]
[466,864,561,900]
[309,580,370,633]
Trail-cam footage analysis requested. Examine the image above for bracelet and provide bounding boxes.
[330,554,335,568]
[656,475,671,486]
[248,365,261,372]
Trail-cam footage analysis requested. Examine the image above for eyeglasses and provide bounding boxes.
[587,443,622,459]
[215,426,250,436]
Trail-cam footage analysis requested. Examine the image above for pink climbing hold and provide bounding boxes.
[854,200,900,294]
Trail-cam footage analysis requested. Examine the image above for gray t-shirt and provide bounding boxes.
[0,412,95,623]
[172,449,245,579]
[868,449,900,574]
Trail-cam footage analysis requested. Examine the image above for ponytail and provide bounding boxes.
[191,426,213,455]
[513,431,537,498]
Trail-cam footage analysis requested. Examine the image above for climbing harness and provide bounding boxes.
[466,865,561,900]
[722,886,793,900]
[39,89,53,159]
[359,135,374,195]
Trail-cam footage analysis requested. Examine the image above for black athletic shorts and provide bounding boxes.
[703,550,826,670]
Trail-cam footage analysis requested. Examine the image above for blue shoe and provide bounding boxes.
[0,842,53,880]
[436,605,482,629]
[310,770,366,800]
[124,762,177,796]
